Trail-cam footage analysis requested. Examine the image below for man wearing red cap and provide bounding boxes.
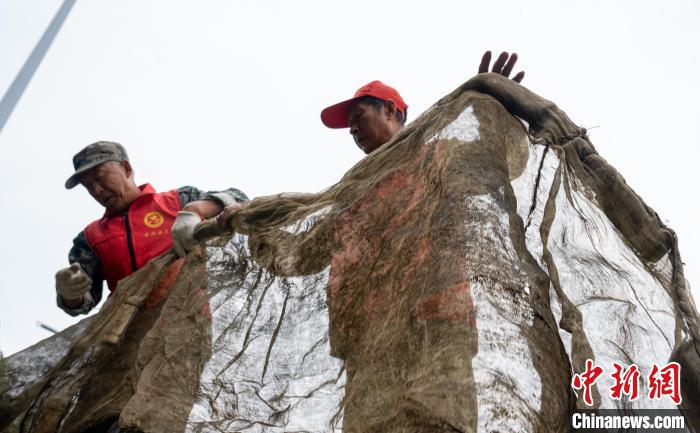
[320,51,524,154]
[321,80,408,155]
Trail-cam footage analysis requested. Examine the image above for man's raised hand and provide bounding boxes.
[479,51,525,83]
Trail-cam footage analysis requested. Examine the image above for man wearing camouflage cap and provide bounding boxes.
[55,141,248,316]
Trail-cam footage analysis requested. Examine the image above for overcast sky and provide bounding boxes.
[0,0,698,356]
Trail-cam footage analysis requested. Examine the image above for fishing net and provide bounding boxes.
[3,74,698,433]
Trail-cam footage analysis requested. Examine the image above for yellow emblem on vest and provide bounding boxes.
[144,211,165,228]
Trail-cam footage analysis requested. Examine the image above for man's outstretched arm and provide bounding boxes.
[172,186,249,256]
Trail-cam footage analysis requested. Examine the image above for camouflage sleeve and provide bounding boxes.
[56,231,104,316]
[177,186,249,208]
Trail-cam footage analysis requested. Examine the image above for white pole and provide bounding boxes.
[0,0,78,135]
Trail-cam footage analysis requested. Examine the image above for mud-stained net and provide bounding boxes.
[2,74,697,433]
[187,236,345,432]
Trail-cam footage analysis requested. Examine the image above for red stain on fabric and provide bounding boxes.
[145,258,184,309]
[327,148,443,352]
[414,281,475,324]
[198,287,211,317]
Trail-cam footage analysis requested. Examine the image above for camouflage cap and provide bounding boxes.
[65,141,129,189]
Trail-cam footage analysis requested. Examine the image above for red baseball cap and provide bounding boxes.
[321,80,408,129]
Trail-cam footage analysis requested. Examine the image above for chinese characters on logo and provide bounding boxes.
[571,360,681,406]
[648,363,682,404]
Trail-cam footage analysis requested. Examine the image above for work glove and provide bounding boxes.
[172,210,202,257]
[55,263,92,301]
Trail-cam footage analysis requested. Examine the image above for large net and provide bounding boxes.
[2,74,698,433]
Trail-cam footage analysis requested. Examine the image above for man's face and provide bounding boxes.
[348,101,397,154]
[79,161,136,214]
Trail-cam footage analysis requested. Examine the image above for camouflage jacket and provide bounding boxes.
[58,185,248,316]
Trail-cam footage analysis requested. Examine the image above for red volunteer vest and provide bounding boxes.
[84,184,181,292]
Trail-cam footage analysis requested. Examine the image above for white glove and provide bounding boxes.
[172,210,202,257]
[55,263,92,301]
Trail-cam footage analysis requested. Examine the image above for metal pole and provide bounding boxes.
[0,0,78,135]
[37,321,58,334]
